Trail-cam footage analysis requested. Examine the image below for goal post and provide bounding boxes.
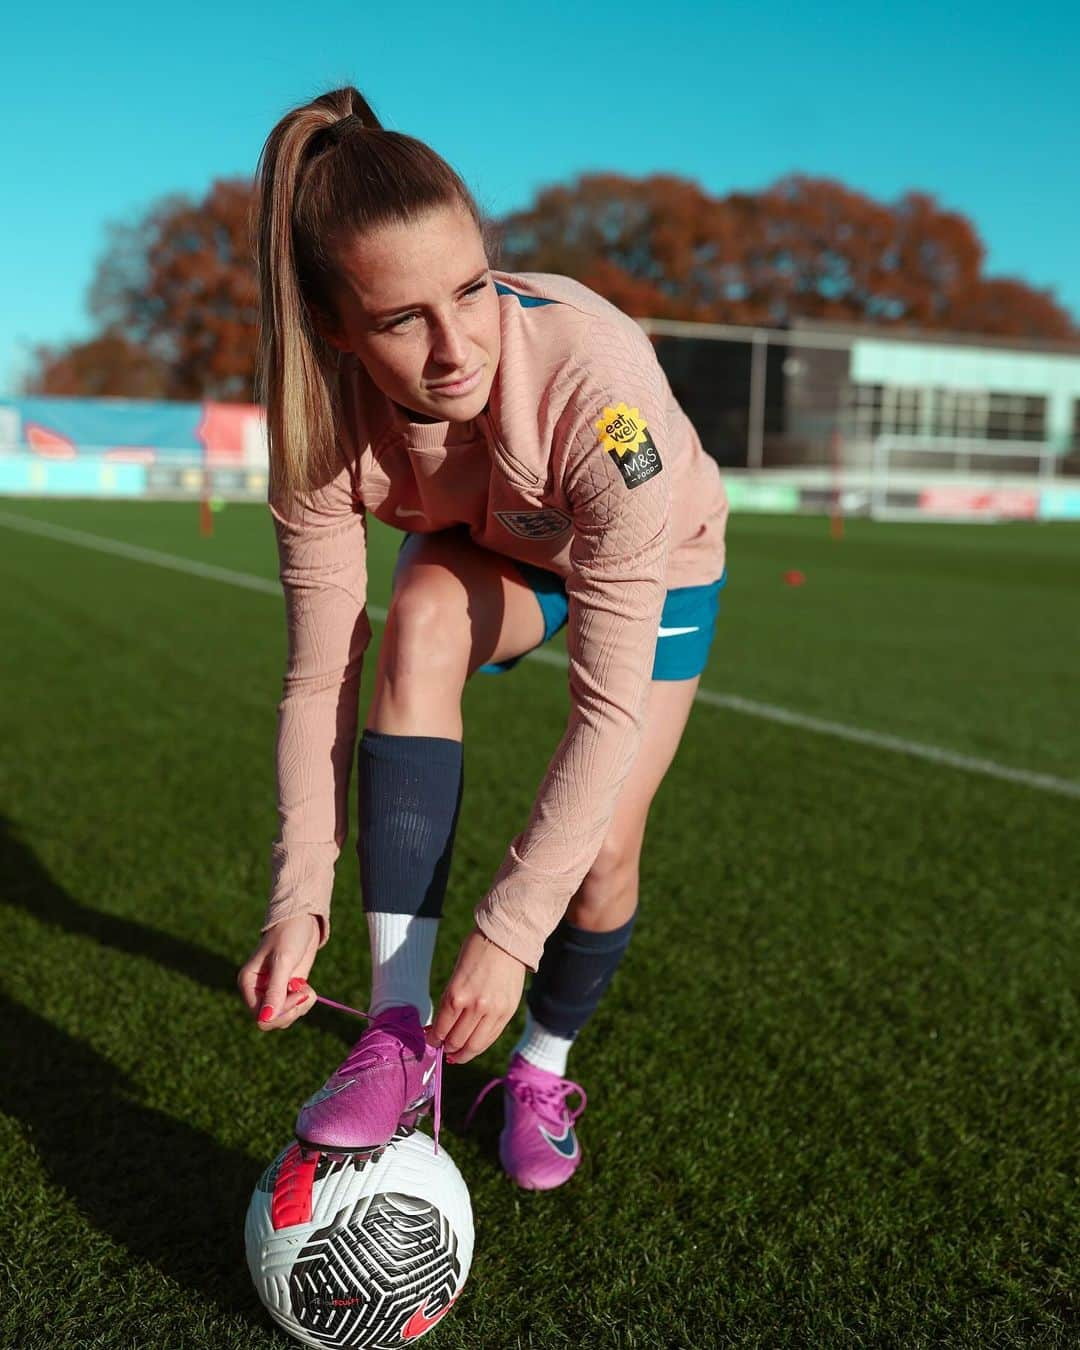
[869,435,1060,522]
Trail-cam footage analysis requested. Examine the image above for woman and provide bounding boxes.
[236,86,728,1192]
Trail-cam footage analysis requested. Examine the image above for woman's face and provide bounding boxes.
[322,201,501,423]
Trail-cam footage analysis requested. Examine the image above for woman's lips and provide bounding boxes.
[428,366,482,397]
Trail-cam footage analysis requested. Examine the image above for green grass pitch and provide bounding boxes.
[2,499,1078,1348]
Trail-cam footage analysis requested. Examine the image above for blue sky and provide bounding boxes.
[3,0,1078,395]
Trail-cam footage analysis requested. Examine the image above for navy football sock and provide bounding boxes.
[356,730,463,1022]
[355,729,464,918]
[525,910,638,1040]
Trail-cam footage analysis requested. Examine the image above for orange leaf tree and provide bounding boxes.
[23,170,1077,399]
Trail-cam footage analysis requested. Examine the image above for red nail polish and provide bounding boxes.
[259,1006,274,1023]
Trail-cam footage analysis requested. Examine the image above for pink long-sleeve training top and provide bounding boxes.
[263,269,728,971]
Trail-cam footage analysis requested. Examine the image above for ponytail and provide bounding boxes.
[252,86,484,508]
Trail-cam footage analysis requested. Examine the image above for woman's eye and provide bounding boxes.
[385,281,486,331]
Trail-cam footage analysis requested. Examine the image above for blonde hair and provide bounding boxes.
[252,86,484,507]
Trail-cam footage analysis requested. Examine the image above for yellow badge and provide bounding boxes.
[594,402,664,490]
[595,404,649,459]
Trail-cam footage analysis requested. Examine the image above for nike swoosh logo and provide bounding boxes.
[658,624,699,637]
[394,505,426,518]
[538,1122,579,1158]
[402,1294,459,1339]
[421,1058,438,1087]
[303,1078,354,1108]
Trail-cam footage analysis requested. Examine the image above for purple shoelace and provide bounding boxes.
[463,1061,587,1132]
[312,993,444,1155]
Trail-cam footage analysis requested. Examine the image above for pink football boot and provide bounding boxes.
[295,1004,440,1155]
[465,1052,588,1190]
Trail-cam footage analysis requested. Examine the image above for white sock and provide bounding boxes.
[513,1008,576,1076]
[366,913,438,1026]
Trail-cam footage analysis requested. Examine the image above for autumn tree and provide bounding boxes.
[24,332,171,398]
[23,169,1077,399]
[494,172,1078,339]
[26,178,259,400]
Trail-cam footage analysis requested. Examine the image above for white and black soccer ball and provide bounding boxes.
[245,1127,474,1348]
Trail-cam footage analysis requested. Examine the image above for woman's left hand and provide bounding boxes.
[427,927,527,1064]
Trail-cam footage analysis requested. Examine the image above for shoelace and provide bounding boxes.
[464,1067,587,1133]
[312,993,444,1155]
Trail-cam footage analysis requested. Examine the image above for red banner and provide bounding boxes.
[919,488,1038,519]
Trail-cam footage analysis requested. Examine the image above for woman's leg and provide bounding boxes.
[357,529,547,1021]
[516,675,701,1071]
[297,529,555,1151]
[568,674,701,929]
[366,527,547,737]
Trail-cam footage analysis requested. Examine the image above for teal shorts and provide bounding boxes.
[396,530,726,681]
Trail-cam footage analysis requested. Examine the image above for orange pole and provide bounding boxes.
[200,450,213,537]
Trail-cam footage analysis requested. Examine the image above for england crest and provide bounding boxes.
[494,508,572,540]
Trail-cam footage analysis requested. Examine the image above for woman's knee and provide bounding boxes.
[578,829,643,901]
[382,572,472,687]
[390,531,545,678]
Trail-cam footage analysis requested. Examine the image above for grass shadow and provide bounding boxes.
[3,808,513,1182]
[0,989,268,1323]
[1,811,349,1043]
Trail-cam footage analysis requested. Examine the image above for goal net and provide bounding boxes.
[868,435,1059,522]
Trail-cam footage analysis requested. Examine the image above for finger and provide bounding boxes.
[294,987,318,1017]
[286,980,317,1019]
[430,991,480,1049]
[443,1007,484,1059]
[254,971,302,999]
[256,956,291,1029]
[258,984,313,1031]
[445,1014,499,1065]
[428,994,459,1047]
[264,985,316,1031]
[253,968,313,1027]
[239,961,270,1014]
[277,977,313,1012]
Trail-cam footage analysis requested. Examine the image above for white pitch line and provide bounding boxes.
[0,508,396,618]
[3,507,1078,801]
[694,690,1080,800]
[0,509,284,597]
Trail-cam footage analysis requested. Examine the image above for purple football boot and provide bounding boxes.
[295,1003,440,1155]
[465,1052,588,1190]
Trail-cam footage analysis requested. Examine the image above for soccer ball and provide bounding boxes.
[245,1126,474,1347]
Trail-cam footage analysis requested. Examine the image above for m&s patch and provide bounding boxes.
[595,403,663,490]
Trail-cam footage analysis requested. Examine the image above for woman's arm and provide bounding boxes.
[262,458,371,950]
[473,328,673,972]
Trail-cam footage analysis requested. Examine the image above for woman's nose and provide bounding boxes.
[431,317,470,369]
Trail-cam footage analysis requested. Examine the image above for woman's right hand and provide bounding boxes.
[237,913,321,1031]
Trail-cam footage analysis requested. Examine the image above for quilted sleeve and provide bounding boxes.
[473,324,672,970]
[261,455,371,950]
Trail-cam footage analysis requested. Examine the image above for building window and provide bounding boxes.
[987,393,1047,442]
[849,383,923,438]
[929,389,988,440]
[849,383,1049,443]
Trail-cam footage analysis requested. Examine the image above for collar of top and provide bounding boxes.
[387,397,452,449]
